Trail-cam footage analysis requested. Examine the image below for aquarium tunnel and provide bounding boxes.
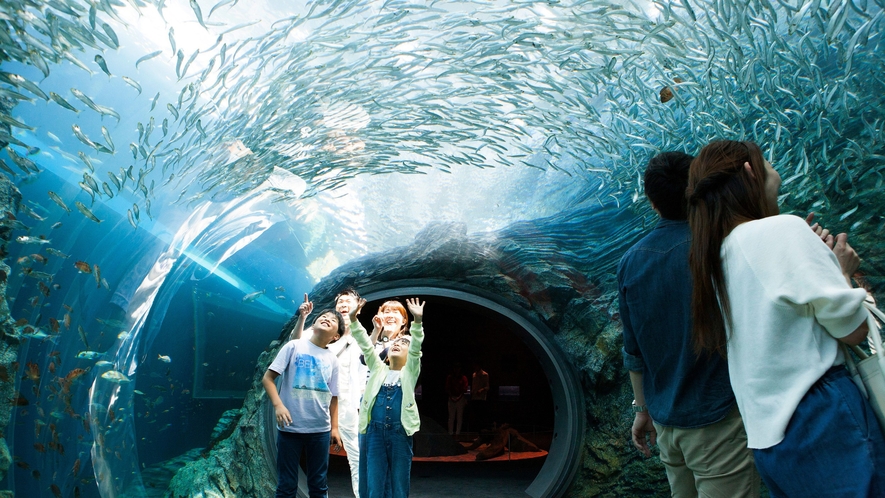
[1,0,884,496]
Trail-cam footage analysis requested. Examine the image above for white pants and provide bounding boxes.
[339,398,360,497]
[448,396,467,435]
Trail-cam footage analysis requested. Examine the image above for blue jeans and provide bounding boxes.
[754,367,885,497]
[361,422,413,498]
[276,430,330,498]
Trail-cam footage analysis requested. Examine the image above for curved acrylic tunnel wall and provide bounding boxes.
[1,0,885,496]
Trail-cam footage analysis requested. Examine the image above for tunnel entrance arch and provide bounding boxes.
[265,280,585,497]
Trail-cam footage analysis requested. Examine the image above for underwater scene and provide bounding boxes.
[0,0,883,496]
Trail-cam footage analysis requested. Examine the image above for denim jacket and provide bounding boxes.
[618,219,734,428]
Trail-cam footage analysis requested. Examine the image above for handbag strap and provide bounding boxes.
[864,300,885,369]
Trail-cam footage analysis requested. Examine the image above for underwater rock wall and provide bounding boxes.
[0,173,21,497]
[168,204,671,497]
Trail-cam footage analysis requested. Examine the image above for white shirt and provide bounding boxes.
[722,214,869,448]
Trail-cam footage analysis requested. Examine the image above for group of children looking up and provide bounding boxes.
[262,287,424,498]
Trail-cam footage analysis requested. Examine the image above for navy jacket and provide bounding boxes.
[618,219,735,428]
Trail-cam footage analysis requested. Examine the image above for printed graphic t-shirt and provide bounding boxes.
[269,338,339,433]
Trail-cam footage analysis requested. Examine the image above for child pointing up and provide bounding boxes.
[350,297,425,498]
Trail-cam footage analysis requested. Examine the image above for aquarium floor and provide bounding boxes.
[327,454,544,497]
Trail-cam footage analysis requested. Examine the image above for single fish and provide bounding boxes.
[100,126,115,153]
[101,371,130,384]
[157,354,171,363]
[101,23,119,48]
[167,104,179,120]
[122,76,142,95]
[94,55,112,77]
[74,202,101,223]
[190,0,208,30]
[74,261,92,273]
[127,209,137,229]
[0,159,17,177]
[72,125,96,148]
[150,92,160,111]
[76,351,102,360]
[0,73,48,100]
[107,171,121,191]
[242,289,265,302]
[135,50,163,69]
[94,264,101,288]
[16,236,51,245]
[168,27,176,55]
[79,325,91,349]
[78,152,95,172]
[46,248,68,258]
[49,92,80,114]
[0,113,35,131]
[101,182,114,198]
[47,191,71,214]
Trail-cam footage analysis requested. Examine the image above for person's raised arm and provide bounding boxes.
[406,297,424,325]
[289,294,313,340]
[406,297,425,351]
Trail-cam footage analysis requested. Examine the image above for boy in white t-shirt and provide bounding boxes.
[262,308,343,498]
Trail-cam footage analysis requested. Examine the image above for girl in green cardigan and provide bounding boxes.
[349,298,424,498]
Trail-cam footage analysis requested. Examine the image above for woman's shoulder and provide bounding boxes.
[733,214,808,238]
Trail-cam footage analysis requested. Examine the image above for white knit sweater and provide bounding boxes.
[722,214,869,449]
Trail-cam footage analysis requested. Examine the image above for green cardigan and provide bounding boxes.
[351,320,424,436]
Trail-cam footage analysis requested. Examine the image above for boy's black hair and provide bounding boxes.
[335,287,361,302]
[313,308,346,337]
[644,151,695,220]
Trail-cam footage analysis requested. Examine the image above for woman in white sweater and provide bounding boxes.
[686,140,885,496]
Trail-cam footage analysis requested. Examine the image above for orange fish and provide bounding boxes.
[15,461,29,470]
[33,443,45,453]
[30,296,41,307]
[24,362,40,382]
[39,282,51,296]
[48,362,56,374]
[63,313,71,330]
[49,318,60,334]
[17,256,30,265]
[30,254,47,264]
[12,392,29,406]
[50,484,61,498]
[74,261,92,273]
[94,264,101,288]
[13,318,27,327]
[71,458,80,476]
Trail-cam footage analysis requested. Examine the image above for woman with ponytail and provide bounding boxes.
[686,140,885,496]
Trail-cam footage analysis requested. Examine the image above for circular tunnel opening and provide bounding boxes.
[264,283,584,497]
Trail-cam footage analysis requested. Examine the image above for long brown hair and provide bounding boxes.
[687,140,774,357]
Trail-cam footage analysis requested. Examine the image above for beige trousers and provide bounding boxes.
[653,407,760,498]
